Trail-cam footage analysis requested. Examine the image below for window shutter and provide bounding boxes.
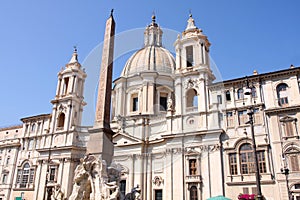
[285,121,294,137]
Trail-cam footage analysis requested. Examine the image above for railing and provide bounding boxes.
[186,107,198,113]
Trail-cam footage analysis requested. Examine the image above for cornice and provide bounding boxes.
[265,105,300,114]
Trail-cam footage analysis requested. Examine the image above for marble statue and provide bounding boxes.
[124,185,141,200]
[68,154,121,200]
[51,184,65,200]
[167,96,173,111]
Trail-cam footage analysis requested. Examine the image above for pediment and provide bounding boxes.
[280,115,296,122]
[186,148,200,155]
[113,132,142,146]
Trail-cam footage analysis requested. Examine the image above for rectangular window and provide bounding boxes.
[155,189,163,200]
[257,151,267,173]
[64,77,69,95]
[28,139,34,150]
[132,97,138,112]
[189,159,197,175]
[253,108,261,124]
[160,96,167,111]
[49,167,57,182]
[217,95,222,104]
[25,125,29,134]
[16,170,21,184]
[186,46,194,67]
[37,122,41,134]
[290,155,300,171]
[252,187,257,195]
[226,112,234,127]
[120,180,126,197]
[29,169,35,184]
[285,121,294,137]
[229,154,238,175]
[243,187,249,194]
[2,174,7,184]
[238,110,248,125]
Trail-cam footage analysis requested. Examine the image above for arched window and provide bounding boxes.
[186,45,194,67]
[237,88,244,99]
[277,83,289,106]
[57,113,65,128]
[225,90,231,101]
[186,89,197,108]
[251,87,257,98]
[16,162,35,188]
[31,124,36,133]
[239,143,266,174]
[240,144,254,174]
[190,186,198,200]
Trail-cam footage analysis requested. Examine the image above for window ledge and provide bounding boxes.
[226,179,275,186]
[227,126,235,129]
[226,173,273,185]
[238,124,250,128]
[13,186,35,191]
[282,136,300,140]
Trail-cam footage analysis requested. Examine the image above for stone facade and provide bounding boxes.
[0,13,300,200]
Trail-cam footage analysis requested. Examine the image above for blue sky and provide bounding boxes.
[1,1,300,126]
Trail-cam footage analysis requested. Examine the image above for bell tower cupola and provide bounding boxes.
[50,47,87,132]
[174,13,211,72]
[144,14,163,47]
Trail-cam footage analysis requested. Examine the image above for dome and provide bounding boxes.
[121,45,175,76]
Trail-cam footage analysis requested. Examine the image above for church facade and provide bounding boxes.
[0,13,300,200]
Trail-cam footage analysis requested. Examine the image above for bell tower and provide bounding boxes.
[50,48,87,132]
[173,14,215,129]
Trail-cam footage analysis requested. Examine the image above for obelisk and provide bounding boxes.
[87,10,115,164]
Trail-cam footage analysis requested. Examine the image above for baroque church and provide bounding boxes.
[0,12,300,200]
